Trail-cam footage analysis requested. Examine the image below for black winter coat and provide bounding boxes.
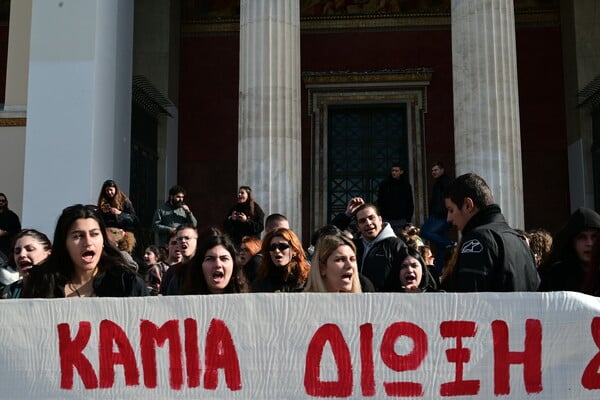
[223,202,265,246]
[429,174,452,219]
[377,175,414,221]
[442,205,540,292]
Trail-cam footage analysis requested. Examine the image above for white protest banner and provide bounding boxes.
[1,292,600,399]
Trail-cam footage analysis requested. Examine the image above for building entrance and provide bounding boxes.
[304,71,430,234]
[327,105,408,223]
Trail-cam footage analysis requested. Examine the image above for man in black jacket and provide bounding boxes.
[421,162,453,272]
[377,164,414,234]
[441,173,539,292]
[332,197,407,291]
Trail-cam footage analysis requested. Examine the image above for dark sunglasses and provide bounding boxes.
[269,243,290,252]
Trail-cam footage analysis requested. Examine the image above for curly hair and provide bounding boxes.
[527,228,552,267]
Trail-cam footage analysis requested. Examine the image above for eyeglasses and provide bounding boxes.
[177,236,197,243]
[269,243,290,252]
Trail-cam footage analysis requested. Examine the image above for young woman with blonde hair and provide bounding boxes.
[304,233,361,293]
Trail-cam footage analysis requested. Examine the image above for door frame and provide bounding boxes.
[303,70,432,234]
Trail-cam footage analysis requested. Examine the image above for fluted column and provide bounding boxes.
[239,0,302,237]
[451,0,524,228]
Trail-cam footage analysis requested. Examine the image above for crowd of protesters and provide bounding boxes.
[0,168,598,299]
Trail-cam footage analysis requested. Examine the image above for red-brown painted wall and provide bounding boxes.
[179,34,241,231]
[516,26,569,233]
[178,24,569,240]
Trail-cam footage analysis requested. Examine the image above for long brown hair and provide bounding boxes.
[257,228,310,283]
[237,186,258,217]
[98,180,131,211]
[440,243,460,284]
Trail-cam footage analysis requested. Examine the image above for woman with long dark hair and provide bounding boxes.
[97,179,137,232]
[384,246,438,293]
[2,229,52,298]
[23,204,147,298]
[143,244,168,295]
[179,234,248,295]
[223,186,265,246]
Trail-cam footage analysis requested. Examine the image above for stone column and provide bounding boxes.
[239,0,302,236]
[23,0,134,235]
[451,0,524,228]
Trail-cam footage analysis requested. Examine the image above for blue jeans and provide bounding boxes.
[420,217,452,271]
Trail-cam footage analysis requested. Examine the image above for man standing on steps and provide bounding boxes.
[377,163,414,234]
[421,162,454,272]
[152,185,198,246]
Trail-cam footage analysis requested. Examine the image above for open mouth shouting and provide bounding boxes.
[325,267,354,293]
[210,269,226,285]
[81,250,97,265]
[341,271,353,284]
[399,255,423,291]
[269,239,293,267]
[205,267,231,294]
[17,259,34,273]
[202,244,234,294]
[403,272,417,285]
